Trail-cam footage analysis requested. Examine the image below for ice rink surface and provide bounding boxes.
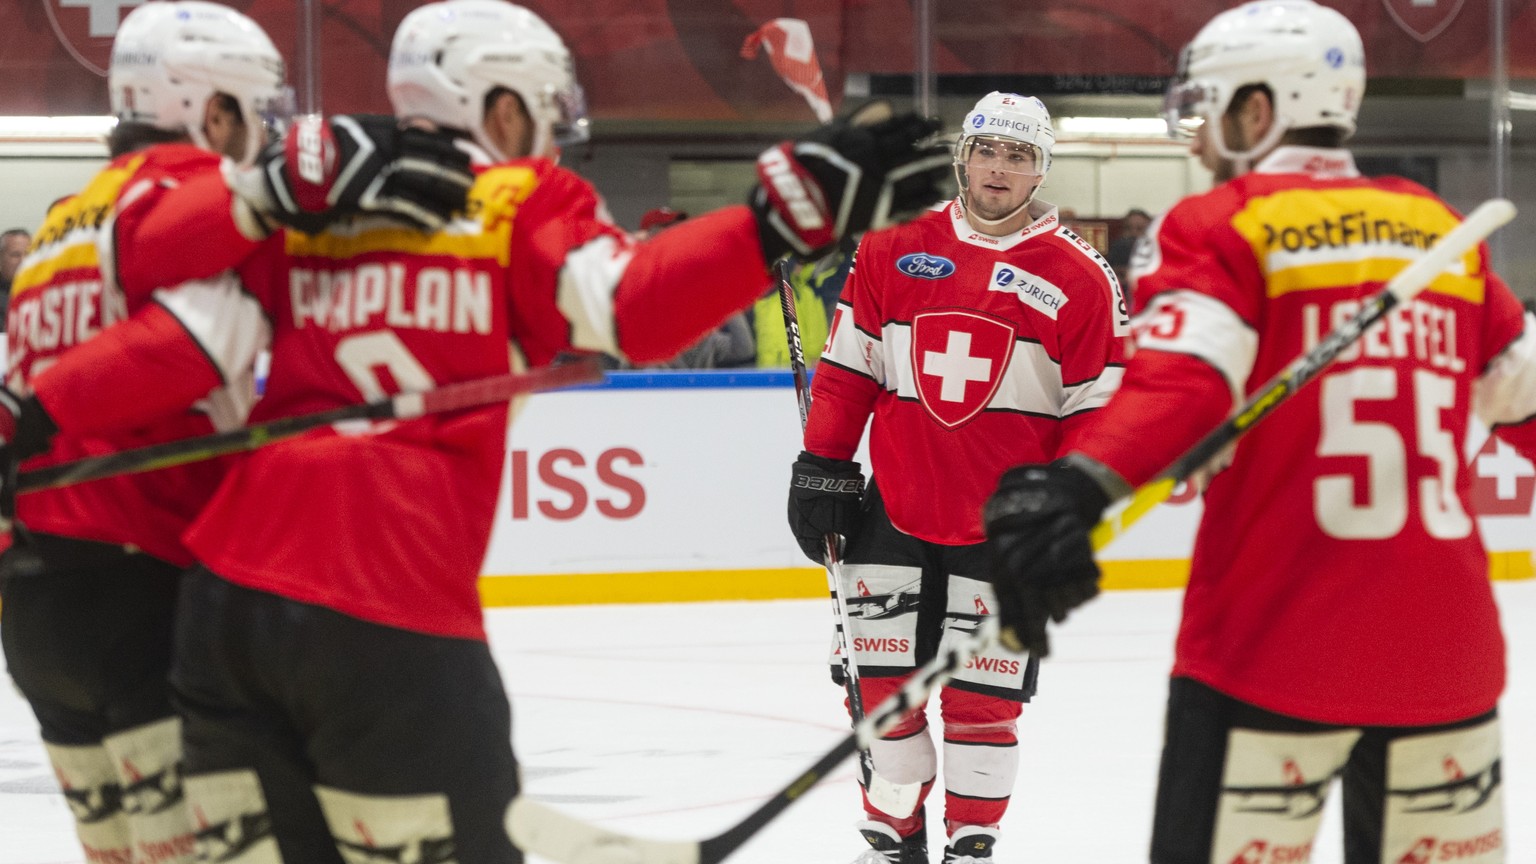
[3,581,1534,863]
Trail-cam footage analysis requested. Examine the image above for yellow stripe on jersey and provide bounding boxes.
[12,154,148,295]
[1230,188,1485,304]
[285,165,539,267]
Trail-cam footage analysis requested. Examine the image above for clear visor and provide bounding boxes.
[253,85,297,144]
[551,82,590,146]
[1162,79,1218,140]
[955,135,1043,177]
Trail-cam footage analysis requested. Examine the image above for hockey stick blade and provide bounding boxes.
[1088,198,1517,551]
[17,357,605,494]
[507,618,999,864]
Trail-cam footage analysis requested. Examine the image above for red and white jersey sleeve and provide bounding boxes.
[1078,146,1531,726]
[807,200,1128,544]
[33,157,774,641]
[9,144,255,566]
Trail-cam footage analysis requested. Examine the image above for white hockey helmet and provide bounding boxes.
[108,0,289,167]
[1164,0,1365,151]
[387,0,589,161]
[953,92,1054,223]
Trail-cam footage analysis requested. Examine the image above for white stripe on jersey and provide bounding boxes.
[824,297,1119,419]
[821,299,886,384]
[1132,289,1258,402]
[1475,311,1536,426]
[154,274,269,431]
[556,234,634,359]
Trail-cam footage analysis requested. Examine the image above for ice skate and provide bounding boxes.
[941,825,996,864]
[850,819,928,864]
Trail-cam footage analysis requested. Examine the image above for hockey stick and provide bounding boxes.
[15,357,605,494]
[1087,197,1518,552]
[777,259,921,819]
[506,617,998,864]
[504,200,1516,864]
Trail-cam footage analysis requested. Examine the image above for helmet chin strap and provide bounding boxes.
[1209,113,1289,177]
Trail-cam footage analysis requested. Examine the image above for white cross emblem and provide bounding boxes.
[1476,438,1536,500]
[59,0,146,37]
[922,331,992,403]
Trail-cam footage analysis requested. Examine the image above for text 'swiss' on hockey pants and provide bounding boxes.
[834,483,1039,833]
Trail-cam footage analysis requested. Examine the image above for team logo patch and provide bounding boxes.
[1382,0,1466,44]
[988,263,1069,320]
[895,252,956,280]
[910,310,1015,429]
[45,0,147,76]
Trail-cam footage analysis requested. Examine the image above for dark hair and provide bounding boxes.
[0,228,28,243]
[107,122,189,157]
[1228,84,1346,149]
[106,94,244,158]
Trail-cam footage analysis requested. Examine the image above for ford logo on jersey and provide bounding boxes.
[896,253,956,280]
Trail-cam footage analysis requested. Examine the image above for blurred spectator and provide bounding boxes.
[1106,207,1152,299]
[749,235,855,367]
[0,227,29,323]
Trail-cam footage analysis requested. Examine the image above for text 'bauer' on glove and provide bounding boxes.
[232,114,475,236]
[982,455,1126,657]
[787,450,865,565]
[750,100,952,263]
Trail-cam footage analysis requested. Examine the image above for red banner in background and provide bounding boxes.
[2,1,1533,121]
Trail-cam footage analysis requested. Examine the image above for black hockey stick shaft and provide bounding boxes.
[17,356,605,494]
[506,618,999,864]
[776,260,882,799]
[1089,198,1517,550]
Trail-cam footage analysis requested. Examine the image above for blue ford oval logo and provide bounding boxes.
[896,253,956,280]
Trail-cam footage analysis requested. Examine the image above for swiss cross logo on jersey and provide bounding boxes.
[1470,436,1536,516]
[46,0,146,76]
[1383,0,1466,44]
[910,310,1015,429]
[1395,837,1436,864]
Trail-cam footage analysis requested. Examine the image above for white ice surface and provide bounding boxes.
[3,582,1533,863]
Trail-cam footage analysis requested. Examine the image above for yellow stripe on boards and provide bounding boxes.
[477,552,1536,607]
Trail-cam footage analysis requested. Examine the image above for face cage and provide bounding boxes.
[1162,78,1219,140]
[953,135,1045,178]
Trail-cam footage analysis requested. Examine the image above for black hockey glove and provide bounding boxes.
[238,114,473,235]
[982,459,1114,658]
[788,451,865,565]
[750,101,950,263]
[0,388,59,524]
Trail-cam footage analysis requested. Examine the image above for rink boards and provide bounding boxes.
[477,371,1536,606]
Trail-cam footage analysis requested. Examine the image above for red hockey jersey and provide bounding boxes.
[35,157,772,639]
[8,145,256,566]
[805,200,1129,544]
[1080,147,1536,725]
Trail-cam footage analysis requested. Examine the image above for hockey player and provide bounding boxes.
[788,92,1128,863]
[982,3,1536,862]
[0,2,950,861]
[0,5,292,863]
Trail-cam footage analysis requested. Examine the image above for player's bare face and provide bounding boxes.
[1190,117,1237,184]
[964,137,1040,221]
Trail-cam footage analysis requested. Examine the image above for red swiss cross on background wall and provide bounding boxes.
[46,0,146,76]
[910,309,1015,429]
